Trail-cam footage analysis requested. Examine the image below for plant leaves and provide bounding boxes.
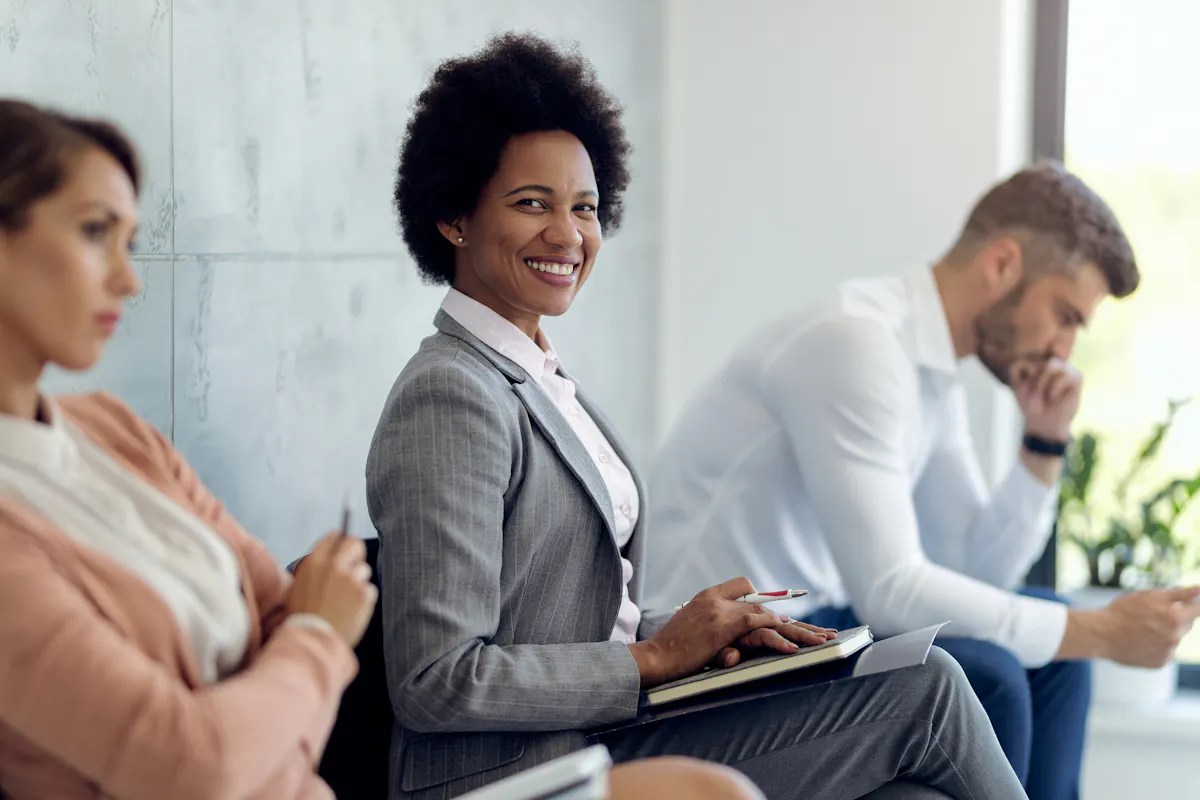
[1063,399,1199,587]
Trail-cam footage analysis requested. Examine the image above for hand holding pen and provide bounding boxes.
[285,499,377,647]
[629,578,837,689]
[674,588,808,612]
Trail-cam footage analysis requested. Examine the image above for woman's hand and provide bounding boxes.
[712,619,837,669]
[286,533,377,647]
[628,578,834,688]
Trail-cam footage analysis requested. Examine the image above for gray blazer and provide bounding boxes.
[367,312,661,799]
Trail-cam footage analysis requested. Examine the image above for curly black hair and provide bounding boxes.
[394,32,632,285]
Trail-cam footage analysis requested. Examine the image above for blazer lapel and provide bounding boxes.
[511,381,618,543]
[434,312,619,545]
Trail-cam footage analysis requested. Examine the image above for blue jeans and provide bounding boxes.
[803,587,1091,800]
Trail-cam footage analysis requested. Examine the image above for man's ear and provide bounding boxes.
[982,236,1024,297]
[436,219,467,247]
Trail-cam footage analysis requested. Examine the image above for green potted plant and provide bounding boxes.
[1058,398,1200,707]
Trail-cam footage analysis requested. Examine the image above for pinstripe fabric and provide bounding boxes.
[367,312,648,799]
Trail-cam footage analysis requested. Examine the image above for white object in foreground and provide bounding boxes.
[456,744,612,800]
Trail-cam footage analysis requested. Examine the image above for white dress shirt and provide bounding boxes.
[645,269,1066,667]
[441,289,643,643]
[0,398,252,684]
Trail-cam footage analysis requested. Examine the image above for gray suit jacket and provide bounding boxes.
[367,312,660,799]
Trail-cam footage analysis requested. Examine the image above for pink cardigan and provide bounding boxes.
[0,394,358,800]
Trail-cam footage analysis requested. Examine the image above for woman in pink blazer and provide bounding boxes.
[0,99,379,799]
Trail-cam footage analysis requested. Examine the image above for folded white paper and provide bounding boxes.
[852,622,950,678]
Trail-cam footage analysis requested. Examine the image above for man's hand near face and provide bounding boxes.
[1014,357,1082,486]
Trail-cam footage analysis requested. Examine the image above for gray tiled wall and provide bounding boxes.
[1,0,663,562]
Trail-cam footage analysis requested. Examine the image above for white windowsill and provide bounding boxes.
[1084,691,1200,799]
[1088,690,1200,743]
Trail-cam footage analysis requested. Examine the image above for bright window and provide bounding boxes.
[1059,0,1200,664]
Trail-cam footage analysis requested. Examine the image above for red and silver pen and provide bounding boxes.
[734,590,808,604]
[674,589,808,612]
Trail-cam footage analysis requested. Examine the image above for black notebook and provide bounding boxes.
[643,625,873,707]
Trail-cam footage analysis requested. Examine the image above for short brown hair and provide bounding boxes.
[952,161,1139,298]
[0,99,141,230]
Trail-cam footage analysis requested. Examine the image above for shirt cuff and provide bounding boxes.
[1007,593,1069,668]
[637,609,674,641]
[283,613,337,637]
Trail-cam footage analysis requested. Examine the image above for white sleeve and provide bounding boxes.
[283,613,338,636]
[913,386,1059,589]
[760,318,1066,667]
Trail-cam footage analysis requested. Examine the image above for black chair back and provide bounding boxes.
[308,537,392,799]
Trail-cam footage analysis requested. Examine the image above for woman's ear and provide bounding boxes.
[436,220,467,247]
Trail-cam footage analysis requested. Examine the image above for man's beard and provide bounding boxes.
[974,281,1046,387]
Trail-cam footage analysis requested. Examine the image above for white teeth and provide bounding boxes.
[525,260,576,276]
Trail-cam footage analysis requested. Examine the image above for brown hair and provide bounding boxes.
[951,160,1139,298]
[0,99,141,230]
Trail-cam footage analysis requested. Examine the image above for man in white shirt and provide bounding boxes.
[644,162,1200,800]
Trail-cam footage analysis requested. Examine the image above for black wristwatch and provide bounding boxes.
[1022,433,1070,458]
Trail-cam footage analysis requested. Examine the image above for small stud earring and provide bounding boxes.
[457,237,464,244]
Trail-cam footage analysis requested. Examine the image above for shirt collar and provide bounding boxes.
[904,268,959,377]
[0,397,75,474]
[440,289,560,383]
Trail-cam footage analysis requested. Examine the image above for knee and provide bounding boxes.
[900,647,985,732]
[923,646,971,693]
[906,646,974,709]
[609,758,765,800]
[922,645,1034,721]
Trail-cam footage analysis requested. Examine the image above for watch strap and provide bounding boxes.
[1023,433,1070,457]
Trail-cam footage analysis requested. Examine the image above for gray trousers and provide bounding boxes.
[601,647,1026,800]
